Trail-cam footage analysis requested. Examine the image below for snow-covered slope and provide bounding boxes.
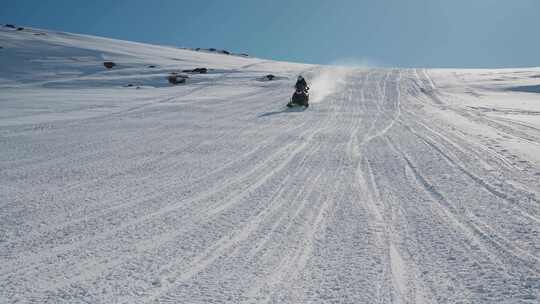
[1,26,539,304]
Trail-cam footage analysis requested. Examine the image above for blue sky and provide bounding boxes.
[2,0,539,68]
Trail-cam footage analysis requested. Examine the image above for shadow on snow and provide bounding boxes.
[506,85,540,94]
[258,107,307,117]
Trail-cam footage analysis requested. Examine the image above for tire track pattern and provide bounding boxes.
[1,68,539,303]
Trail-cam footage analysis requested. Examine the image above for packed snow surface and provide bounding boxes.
[1,27,540,303]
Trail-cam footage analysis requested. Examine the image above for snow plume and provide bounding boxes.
[307,58,382,104]
[308,66,350,104]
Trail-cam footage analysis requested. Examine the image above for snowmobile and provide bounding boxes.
[287,87,309,108]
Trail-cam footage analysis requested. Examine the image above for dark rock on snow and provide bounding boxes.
[258,74,281,81]
[182,68,208,74]
[168,74,189,85]
[4,24,15,29]
[103,62,116,69]
[193,47,245,56]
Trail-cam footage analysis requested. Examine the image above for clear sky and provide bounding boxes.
[2,0,539,68]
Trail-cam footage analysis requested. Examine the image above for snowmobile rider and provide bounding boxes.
[295,75,309,92]
[287,75,310,108]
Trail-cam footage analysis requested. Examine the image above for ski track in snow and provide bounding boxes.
[1,28,540,303]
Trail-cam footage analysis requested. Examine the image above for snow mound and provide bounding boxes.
[0,26,310,89]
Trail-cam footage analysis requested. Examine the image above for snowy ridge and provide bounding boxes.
[1,26,540,303]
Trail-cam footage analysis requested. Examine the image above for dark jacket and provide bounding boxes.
[295,78,308,91]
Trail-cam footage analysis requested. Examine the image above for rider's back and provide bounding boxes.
[295,78,308,91]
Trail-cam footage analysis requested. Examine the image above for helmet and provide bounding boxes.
[297,75,303,80]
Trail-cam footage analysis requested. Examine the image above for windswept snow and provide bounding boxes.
[1,27,540,304]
